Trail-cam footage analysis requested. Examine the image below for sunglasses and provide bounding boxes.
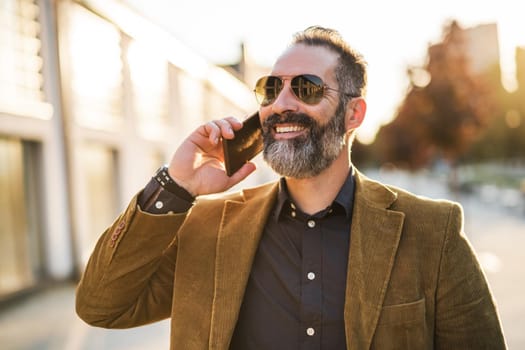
[254,74,358,106]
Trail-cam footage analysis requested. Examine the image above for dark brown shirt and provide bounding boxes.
[230,174,354,350]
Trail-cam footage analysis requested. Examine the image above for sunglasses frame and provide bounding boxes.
[254,74,358,106]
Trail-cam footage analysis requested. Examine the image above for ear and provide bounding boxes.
[345,97,366,131]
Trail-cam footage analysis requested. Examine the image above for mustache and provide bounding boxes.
[262,113,315,131]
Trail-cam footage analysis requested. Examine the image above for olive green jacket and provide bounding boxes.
[76,171,506,349]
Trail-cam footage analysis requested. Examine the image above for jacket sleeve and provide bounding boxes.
[75,194,188,328]
[435,203,506,349]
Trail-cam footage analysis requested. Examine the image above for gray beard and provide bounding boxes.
[262,103,347,179]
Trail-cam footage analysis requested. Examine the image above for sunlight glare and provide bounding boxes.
[496,14,525,92]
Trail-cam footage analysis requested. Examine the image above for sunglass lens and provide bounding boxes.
[255,76,283,106]
[291,75,324,105]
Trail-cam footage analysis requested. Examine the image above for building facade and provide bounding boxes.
[0,0,264,301]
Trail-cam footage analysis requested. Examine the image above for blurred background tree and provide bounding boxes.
[354,21,525,171]
[464,47,525,163]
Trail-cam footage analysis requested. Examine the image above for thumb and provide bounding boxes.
[227,162,257,187]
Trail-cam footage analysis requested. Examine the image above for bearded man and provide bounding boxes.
[76,26,506,350]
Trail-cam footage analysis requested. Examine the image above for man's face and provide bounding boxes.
[259,44,348,178]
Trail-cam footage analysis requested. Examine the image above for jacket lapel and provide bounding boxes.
[209,182,279,350]
[344,172,405,349]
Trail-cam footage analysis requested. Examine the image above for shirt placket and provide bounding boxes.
[300,217,323,350]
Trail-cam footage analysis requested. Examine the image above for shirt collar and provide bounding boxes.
[273,168,355,221]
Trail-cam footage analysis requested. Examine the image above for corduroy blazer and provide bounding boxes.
[76,171,506,349]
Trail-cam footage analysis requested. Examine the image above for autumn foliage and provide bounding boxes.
[364,21,503,170]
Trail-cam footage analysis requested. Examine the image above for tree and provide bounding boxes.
[369,21,499,170]
[462,48,525,163]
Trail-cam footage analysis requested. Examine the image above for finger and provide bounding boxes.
[202,121,221,144]
[223,116,243,131]
[227,162,256,185]
[213,118,237,139]
[199,116,243,145]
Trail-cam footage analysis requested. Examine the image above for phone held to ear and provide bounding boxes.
[222,112,263,176]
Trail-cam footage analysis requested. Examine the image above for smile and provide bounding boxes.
[274,124,306,134]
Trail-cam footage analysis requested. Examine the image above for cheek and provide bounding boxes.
[258,106,273,123]
[315,106,338,126]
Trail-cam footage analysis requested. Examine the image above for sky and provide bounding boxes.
[124,0,525,143]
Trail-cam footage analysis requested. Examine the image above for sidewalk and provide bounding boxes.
[0,284,169,350]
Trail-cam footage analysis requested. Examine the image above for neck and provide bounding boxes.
[284,149,351,215]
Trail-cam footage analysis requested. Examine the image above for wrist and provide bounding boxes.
[166,168,197,198]
[154,166,196,202]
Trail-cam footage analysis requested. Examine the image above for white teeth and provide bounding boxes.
[275,125,304,133]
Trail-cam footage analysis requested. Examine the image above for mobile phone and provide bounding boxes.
[222,112,264,176]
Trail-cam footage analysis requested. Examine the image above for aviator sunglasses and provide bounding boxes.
[254,74,358,106]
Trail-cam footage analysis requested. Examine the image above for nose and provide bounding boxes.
[270,83,300,115]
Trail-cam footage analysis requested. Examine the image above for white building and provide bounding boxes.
[0,0,266,302]
[463,22,500,75]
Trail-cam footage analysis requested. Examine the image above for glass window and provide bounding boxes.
[127,40,169,125]
[79,143,119,252]
[59,3,123,129]
[0,0,51,119]
[0,137,43,297]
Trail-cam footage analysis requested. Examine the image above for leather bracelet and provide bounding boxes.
[154,166,195,202]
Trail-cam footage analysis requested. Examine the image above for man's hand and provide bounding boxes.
[167,116,257,196]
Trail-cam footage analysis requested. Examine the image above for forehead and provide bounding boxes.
[271,44,339,79]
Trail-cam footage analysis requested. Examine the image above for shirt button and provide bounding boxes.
[307,272,316,280]
[291,211,296,218]
[307,220,316,228]
[306,327,315,336]
[155,201,164,209]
